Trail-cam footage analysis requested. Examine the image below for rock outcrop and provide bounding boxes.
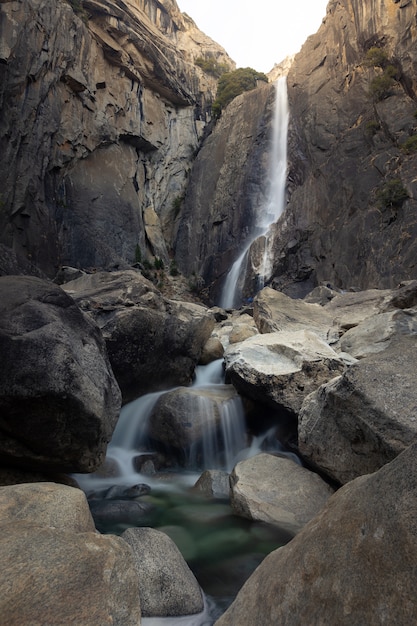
[0,0,233,277]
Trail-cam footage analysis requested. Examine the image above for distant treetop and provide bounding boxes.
[212,67,268,117]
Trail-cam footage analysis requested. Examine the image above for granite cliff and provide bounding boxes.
[0,0,233,276]
[174,0,417,301]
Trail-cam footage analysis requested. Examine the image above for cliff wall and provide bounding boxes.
[0,0,233,275]
[174,0,417,302]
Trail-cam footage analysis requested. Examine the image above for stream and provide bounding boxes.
[74,360,296,624]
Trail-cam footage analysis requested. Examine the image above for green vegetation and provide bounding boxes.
[212,67,268,118]
[401,134,417,154]
[363,45,399,101]
[169,260,179,277]
[172,194,185,217]
[376,178,408,209]
[154,257,164,270]
[365,119,381,137]
[364,46,390,69]
[134,244,142,264]
[67,0,89,22]
[195,57,230,79]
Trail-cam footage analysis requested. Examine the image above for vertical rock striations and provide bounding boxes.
[0,0,234,276]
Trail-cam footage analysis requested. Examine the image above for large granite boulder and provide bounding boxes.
[0,482,140,625]
[224,330,347,415]
[63,270,215,401]
[299,336,417,484]
[0,275,121,473]
[0,521,141,626]
[215,442,417,626]
[229,453,334,534]
[122,526,204,617]
[0,482,95,532]
[253,287,337,342]
[339,307,417,359]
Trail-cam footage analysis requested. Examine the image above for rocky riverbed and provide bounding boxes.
[1,269,416,623]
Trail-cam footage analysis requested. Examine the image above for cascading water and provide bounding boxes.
[219,76,289,309]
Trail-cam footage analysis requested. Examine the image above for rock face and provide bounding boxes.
[174,0,417,302]
[174,83,276,301]
[299,336,417,484]
[215,442,417,626]
[0,275,121,473]
[270,0,417,295]
[229,453,334,534]
[0,0,233,276]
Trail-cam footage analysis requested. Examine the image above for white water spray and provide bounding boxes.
[219,76,289,309]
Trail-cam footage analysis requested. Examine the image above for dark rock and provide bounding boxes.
[122,526,204,617]
[0,276,121,473]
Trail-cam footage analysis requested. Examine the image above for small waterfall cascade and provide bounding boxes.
[219,76,289,309]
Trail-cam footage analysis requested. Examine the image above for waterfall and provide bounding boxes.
[219,76,289,309]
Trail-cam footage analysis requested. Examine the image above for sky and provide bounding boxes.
[177,0,330,74]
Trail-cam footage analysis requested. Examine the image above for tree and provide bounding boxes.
[212,68,268,117]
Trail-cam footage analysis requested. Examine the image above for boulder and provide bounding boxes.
[229,453,334,534]
[148,385,246,468]
[193,469,231,499]
[215,442,417,626]
[64,270,215,401]
[88,498,154,532]
[339,308,417,359]
[224,330,347,415]
[323,288,392,331]
[0,521,141,626]
[0,482,95,532]
[122,526,204,617]
[253,287,337,342]
[299,336,417,484]
[0,275,121,473]
[199,336,224,365]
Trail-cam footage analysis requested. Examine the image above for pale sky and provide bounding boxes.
[177,0,329,73]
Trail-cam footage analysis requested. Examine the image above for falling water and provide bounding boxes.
[219,76,289,309]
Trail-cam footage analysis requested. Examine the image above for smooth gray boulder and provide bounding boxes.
[224,330,347,414]
[215,442,417,626]
[0,275,121,473]
[299,336,417,484]
[339,307,417,358]
[122,526,204,617]
[229,453,334,534]
[253,287,337,342]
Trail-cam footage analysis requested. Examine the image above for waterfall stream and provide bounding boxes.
[220,76,289,309]
[73,78,292,625]
[74,360,294,625]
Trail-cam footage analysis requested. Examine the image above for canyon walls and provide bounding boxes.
[0,0,233,276]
